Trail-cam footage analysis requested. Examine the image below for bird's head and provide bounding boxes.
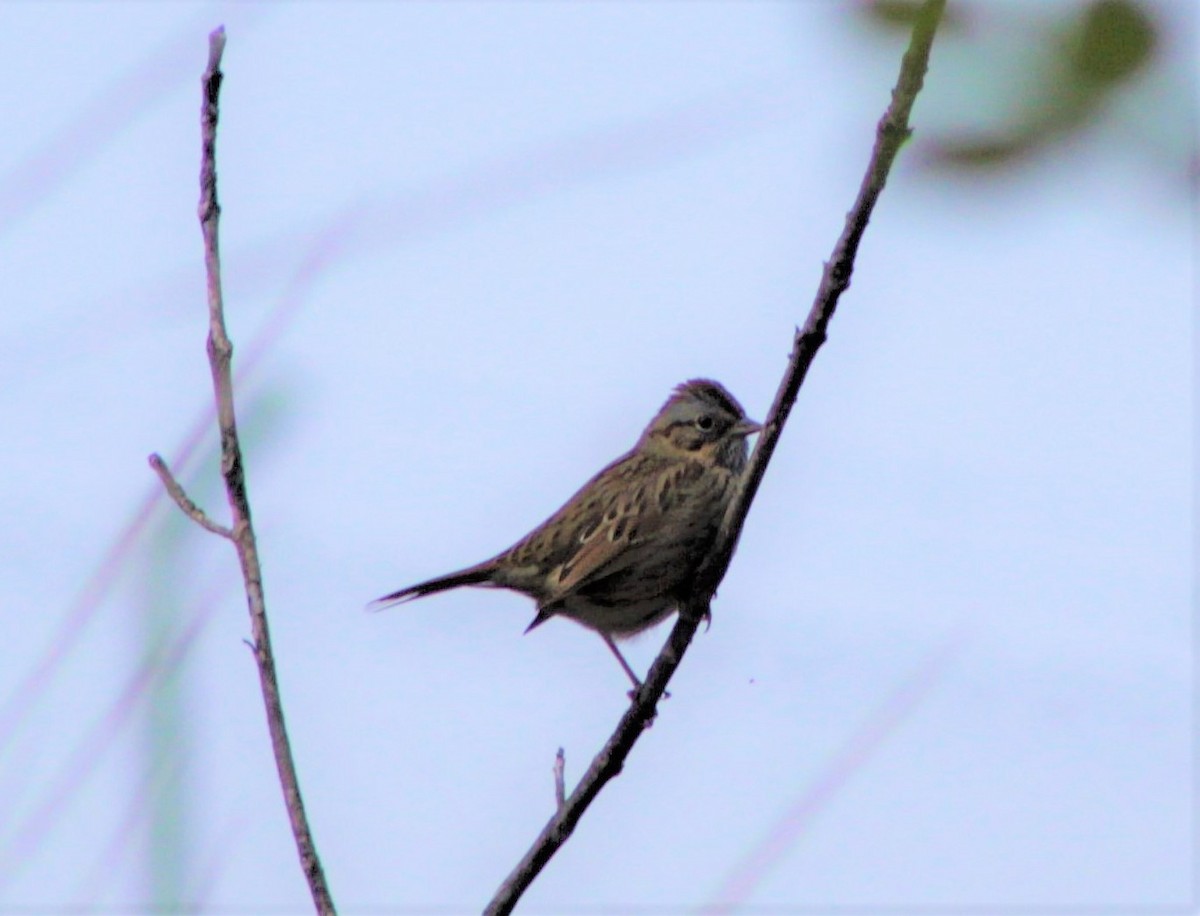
[640,379,761,471]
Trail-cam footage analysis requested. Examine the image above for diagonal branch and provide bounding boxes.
[149,26,336,915]
[483,2,945,913]
[700,0,945,597]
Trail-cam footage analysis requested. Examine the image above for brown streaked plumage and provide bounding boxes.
[372,379,760,688]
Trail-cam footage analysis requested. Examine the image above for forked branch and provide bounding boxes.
[148,27,335,916]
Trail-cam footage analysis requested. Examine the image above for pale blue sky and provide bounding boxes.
[0,2,1193,912]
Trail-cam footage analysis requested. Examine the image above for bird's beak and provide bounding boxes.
[733,418,763,437]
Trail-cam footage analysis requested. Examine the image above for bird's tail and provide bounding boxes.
[368,562,496,611]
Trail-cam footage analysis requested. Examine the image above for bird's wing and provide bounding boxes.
[547,458,714,602]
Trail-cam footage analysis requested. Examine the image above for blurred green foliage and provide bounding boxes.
[857,0,1194,177]
[137,385,293,909]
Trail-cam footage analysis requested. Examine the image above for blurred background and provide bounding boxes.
[0,1,1193,912]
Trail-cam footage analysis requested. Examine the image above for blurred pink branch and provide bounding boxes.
[705,627,967,910]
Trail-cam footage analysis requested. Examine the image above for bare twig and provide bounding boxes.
[553,748,566,812]
[147,453,233,537]
[149,26,335,915]
[484,3,945,913]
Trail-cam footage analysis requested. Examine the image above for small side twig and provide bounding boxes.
[553,748,566,812]
[149,26,335,916]
[484,3,945,914]
[148,454,232,538]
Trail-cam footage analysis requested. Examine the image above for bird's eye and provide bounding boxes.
[696,415,715,430]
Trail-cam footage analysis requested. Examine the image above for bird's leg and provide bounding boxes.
[601,632,643,693]
[600,633,670,700]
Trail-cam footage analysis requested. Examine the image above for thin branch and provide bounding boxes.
[484,3,945,913]
[148,26,336,915]
[148,453,233,537]
[699,0,945,600]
